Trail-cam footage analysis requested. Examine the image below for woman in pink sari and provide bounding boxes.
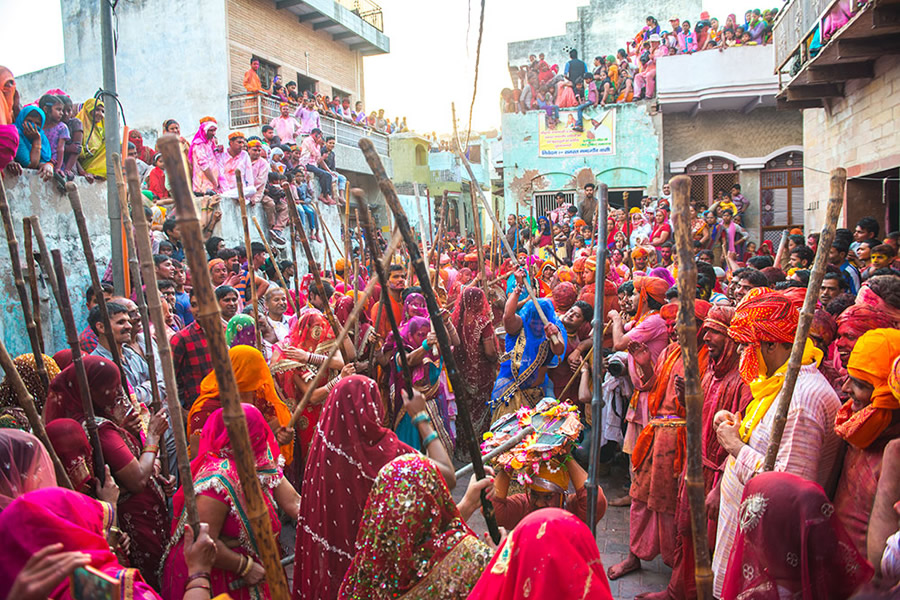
[0,429,57,510]
[556,79,578,108]
[162,404,299,600]
[0,487,161,600]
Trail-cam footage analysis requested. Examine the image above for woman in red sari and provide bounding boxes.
[292,375,456,600]
[468,508,614,600]
[44,356,170,588]
[162,404,300,600]
[649,208,671,249]
[46,418,95,495]
[0,487,162,600]
[451,286,499,461]
[339,453,493,599]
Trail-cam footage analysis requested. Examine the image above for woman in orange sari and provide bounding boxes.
[187,345,294,464]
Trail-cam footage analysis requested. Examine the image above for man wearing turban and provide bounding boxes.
[608,300,710,581]
[709,288,842,596]
[833,329,900,556]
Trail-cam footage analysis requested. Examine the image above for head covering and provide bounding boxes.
[701,306,740,378]
[74,98,105,165]
[0,429,56,510]
[728,288,797,383]
[44,356,122,423]
[552,282,578,314]
[293,375,413,600]
[890,354,900,402]
[834,329,900,448]
[403,292,428,321]
[207,257,225,275]
[527,459,571,495]
[467,508,614,600]
[188,346,293,463]
[289,310,335,354]
[338,453,491,599]
[0,353,60,414]
[809,309,837,349]
[334,257,346,275]
[649,266,676,288]
[188,120,217,163]
[720,472,872,600]
[225,313,256,348]
[14,105,52,166]
[633,276,668,319]
[0,66,15,126]
[0,488,159,600]
[46,418,94,494]
[52,349,73,371]
[631,246,650,261]
[452,286,493,362]
[856,283,900,326]
[836,304,894,340]
[556,265,574,282]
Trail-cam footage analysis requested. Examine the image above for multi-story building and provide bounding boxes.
[772,0,900,235]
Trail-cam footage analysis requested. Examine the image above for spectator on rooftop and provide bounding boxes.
[375,109,388,132]
[642,16,661,40]
[242,58,266,93]
[14,104,54,180]
[145,153,168,199]
[247,138,269,205]
[218,132,254,199]
[564,49,588,97]
[127,141,150,181]
[270,102,301,145]
[189,119,220,194]
[322,136,346,198]
[286,81,299,102]
[271,75,288,102]
[37,94,68,186]
[294,97,320,135]
[633,34,667,100]
[353,101,367,125]
[299,128,334,205]
[746,9,768,43]
[75,98,107,178]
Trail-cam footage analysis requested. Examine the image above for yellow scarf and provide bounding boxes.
[739,338,822,442]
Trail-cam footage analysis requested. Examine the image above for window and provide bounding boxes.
[332,87,352,102]
[534,190,575,218]
[760,152,804,246]
[686,156,738,208]
[415,145,427,166]
[251,56,279,90]
[295,73,317,97]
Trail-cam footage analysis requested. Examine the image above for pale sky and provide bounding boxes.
[1,0,751,135]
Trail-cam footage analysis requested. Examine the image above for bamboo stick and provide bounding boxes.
[455,425,536,480]
[158,135,290,600]
[28,218,59,306]
[357,138,502,544]
[66,183,130,398]
[313,199,343,260]
[289,230,403,427]
[311,198,337,278]
[426,188,434,253]
[286,196,301,306]
[355,191,414,414]
[124,157,198,530]
[468,180,487,289]
[0,177,51,396]
[763,168,845,471]
[235,170,263,351]
[0,337,72,488]
[670,175,713,599]
[281,183,349,362]
[413,184,431,285]
[252,216,299,315]
[344,183,352,279]
[447,124,563,348]
[22,218,44,354]
[51,249,106,485]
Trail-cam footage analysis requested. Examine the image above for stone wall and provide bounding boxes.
[0,171,342,357]
[802,55,900,233]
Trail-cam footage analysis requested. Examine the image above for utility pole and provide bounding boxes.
[101,0,125,296]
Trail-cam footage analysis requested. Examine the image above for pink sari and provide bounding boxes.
[0,487,161,600]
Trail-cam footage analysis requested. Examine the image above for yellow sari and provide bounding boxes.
[75,98,106,176]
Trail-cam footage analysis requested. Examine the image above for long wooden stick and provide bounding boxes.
[51,249,106,485]
[281,183,349,362]
[426,188,434,253]
[312,199,338,278]
[252,216,298,315]
[469,180,487,289]
[413,184,431,285]
[344,182,352,279]
[671,175,713,599]
[0,337,72,488]
[455,425,536,480]
[358,137,502,544]
[286,197,301,307]
[66,183,130,398]
[124,157,198,530]
[763,168,845,471]
[158,135,290,600]
[236,170,263,351]
[313,199,343,260]
[0,178,51,396]
[22,218,44,354]
[447,123,562,348]
[289,230,403,427]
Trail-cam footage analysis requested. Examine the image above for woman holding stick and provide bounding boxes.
[162,404,299,600]
[44,356,171,588]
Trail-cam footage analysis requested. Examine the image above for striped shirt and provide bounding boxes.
[712,363,841,597]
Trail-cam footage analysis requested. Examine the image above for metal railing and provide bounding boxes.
[773,0,863,73]
[336,0,384,31]
[228,92,390,156]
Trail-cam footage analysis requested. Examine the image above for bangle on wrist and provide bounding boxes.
[411,410,430,426]
[185,582,211,594]
[422,431,439,448]
[422,338,430,351]
[142,444,159,455]
[186,572,211,585]
[324,376,340,392]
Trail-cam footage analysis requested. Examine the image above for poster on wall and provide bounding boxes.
[537,107,616,157]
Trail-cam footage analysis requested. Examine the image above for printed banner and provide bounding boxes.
[537,107,616,157]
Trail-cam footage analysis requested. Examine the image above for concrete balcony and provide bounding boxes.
[656,45,781,114]
[773,0,900,109]
[274,0,389,54]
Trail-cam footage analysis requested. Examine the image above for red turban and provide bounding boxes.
[810,309,837,349]
[702,305,736,336]
[728,288,798,383]
[836,305,895,340]
[552,282,578,314]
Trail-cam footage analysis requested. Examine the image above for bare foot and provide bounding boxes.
[607,553,641,580]
[634,592,670,600]
[609,494,632,507]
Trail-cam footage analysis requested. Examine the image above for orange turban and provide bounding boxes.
[834,328,900,448]
[557,266,574,282]
[199,115,217,124]
[335,258,346,274]
[631,246,650,261]
[572,257,586,273]
[890,355,900,401]
[660,303,678,322]
[728,288,797,383]
[228,131,245,141]
[633,276,669,319]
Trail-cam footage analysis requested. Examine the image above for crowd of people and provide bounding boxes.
[243,58,410,136]
[503,8,779,112]
[3,62,900,600]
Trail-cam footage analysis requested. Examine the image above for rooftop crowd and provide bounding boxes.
[503,8,779,113]
[1,60,900,600]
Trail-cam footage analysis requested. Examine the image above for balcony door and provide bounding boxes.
[759,152,804,246]
[687,156,739,208]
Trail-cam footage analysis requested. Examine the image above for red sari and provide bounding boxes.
[0,487,161,600]
[44,356,170,588]
[291,375,413,600]
[162,405,284,600]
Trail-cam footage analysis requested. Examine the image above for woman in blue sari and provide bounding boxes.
[490,282,567,423]
[15,106,53,178]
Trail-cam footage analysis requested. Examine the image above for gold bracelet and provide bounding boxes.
[142,444,159,455]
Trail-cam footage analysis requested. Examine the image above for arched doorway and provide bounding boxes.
[686,156,739,207]
[759,152,804,246]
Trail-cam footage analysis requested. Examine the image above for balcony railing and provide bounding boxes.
[336,0,384,31]
[228,92,390,156]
